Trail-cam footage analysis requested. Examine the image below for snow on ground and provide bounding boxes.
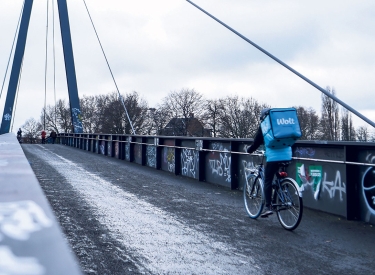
[35,145,259,275]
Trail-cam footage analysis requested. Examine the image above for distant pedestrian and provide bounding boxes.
[17,128,22,143]
[50,130,57,144]
[41,130,46,144]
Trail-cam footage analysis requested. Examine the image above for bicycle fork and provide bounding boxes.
[247,174,259,199]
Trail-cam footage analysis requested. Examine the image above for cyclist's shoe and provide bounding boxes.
[260,206,273,218]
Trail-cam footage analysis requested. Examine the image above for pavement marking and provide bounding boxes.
[33,146,260,275]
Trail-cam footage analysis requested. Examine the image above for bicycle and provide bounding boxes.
[243,151,303,231]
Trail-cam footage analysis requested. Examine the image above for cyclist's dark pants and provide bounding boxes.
[264,161,280,207]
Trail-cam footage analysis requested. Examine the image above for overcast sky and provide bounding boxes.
[1,0,374,133]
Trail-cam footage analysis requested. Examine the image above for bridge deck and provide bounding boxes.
[22,143,375,275]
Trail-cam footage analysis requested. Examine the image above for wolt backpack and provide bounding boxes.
[260,108,301,149]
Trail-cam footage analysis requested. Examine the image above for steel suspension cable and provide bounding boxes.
[82,0,136,134]
[44,0,50,130]
[0,1,25,100]
[186,0,375,128]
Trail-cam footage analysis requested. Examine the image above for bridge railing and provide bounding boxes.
[0,133,82,275]
[58,133,375,225]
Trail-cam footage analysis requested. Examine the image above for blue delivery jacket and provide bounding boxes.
[247,126,292,162]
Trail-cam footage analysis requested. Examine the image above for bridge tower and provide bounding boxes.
[0,0,83,134]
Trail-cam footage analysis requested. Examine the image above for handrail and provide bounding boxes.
[60,134,375,167]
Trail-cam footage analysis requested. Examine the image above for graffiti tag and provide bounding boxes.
[100,144,105,155]
[322,171,346,201]
[362,153,375,216]
[125,144,130,161]
[209,152,231,182]
[0,201,52,241]
[0,246,45,275]
[147,146,156,168]
[165,148,175,172]
[181,149,198,178]
[295,147,316,158]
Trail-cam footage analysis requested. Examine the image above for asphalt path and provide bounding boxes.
[22,144,375,275]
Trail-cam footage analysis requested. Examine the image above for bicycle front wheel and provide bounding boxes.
[243,175,264,219]
[276,178,303,231]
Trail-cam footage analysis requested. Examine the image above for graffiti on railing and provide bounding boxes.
[297,163,346,201]
[147,146,156,168]
[100,141,105,155]
[0,246,45,275]
[134,144,142,163]
[362,153,375,216]
[181,148,198,178]
[115,142,119,158]
[242,160,257,187]
[163,147,175,173]
[295,147,316,158]
[107,142,111,156]
[0,200,53,275]
[208,151,231,182]
[324,149,344,160]
[212,142,225,151]
[125,143,130,161]
[206,143,231,183]
[0,200,52,241]
[322,171,346,201]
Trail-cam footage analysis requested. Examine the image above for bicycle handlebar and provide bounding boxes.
[249,150,265,156]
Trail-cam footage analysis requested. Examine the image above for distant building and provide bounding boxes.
[160,114,211,137]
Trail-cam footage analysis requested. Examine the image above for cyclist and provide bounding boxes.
[17,128,22,143]
[247,108,292,217]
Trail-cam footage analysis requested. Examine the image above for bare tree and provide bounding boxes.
[161,88,205,136]
[320,87,340,141]
[55,99,72,133]
[144,106,171,135]
[80,95,99,133]
[100,92,126,134]
[81,91,149,134]
[123,91,149,135]
[40,105,59,133]
[341,108,356,141]
[295,106,321,140]
[202,99,220,137]
[356,126,369,142]
[218,96,268,138]
[21,118,42,143]
[370,130,375,142]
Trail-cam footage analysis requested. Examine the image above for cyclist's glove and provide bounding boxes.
[247,144,255,154]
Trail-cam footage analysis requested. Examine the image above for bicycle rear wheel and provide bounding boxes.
[243,175,264,219]
[276,179,303,231]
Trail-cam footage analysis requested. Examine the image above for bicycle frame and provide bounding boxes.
[247,161,302,209]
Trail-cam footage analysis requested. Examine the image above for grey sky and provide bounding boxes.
[1,0,374,133]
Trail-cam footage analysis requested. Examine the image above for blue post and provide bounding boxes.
[57,0,83,133]
[0,0,34,134]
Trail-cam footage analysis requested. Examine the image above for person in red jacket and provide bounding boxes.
[41,130,46,144]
